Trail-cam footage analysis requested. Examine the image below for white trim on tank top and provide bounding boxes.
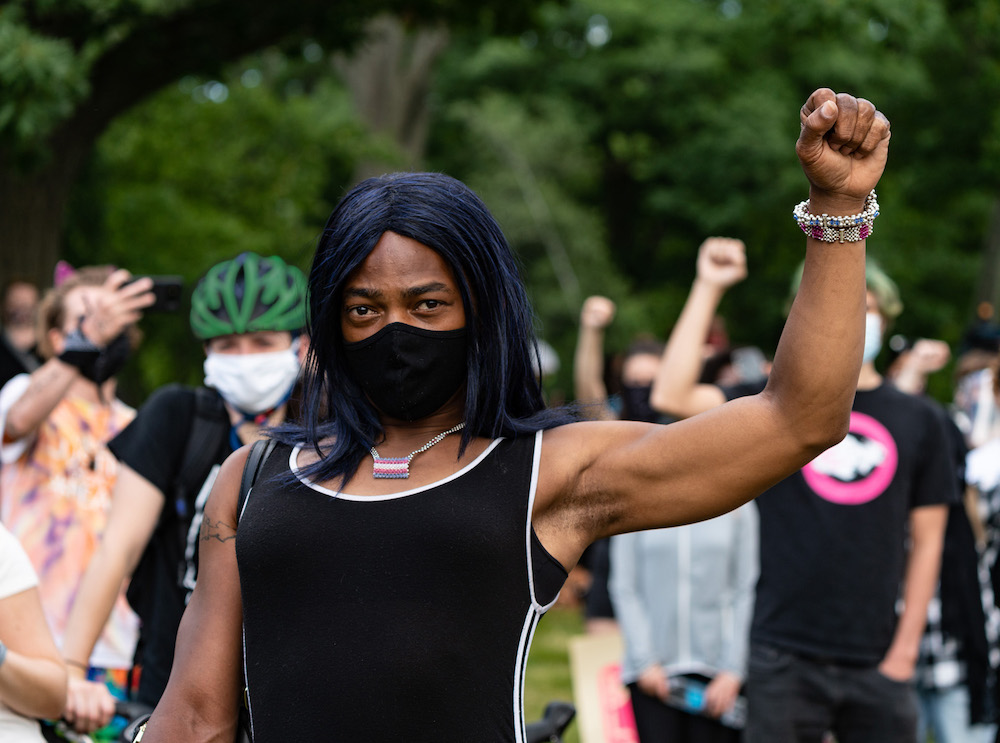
[288,438,504,500]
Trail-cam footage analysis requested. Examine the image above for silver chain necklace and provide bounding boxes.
[370,422,466,479]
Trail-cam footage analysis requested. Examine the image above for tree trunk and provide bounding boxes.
[0,2,390,288]
[1,1,531,287]
[336,15,449,183]
[0,143,89,288]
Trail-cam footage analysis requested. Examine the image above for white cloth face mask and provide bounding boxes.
[203,339,301,415]
[863,313,883,363]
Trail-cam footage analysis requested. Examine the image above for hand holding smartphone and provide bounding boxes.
[124,275,184,313]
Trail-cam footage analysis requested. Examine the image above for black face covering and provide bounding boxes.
[343,323,468,422]
[87,332,133,384]
[58,327,132,385]
[619,383,657,423]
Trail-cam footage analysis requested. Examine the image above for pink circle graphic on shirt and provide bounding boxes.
[801,411,898,505]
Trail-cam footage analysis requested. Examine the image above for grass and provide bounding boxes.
[523,606,585,743]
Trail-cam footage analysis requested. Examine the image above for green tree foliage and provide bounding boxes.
[428,0,1000,400]
[61,48,377,399]
[9,0,999,404]
[0,0,539,288]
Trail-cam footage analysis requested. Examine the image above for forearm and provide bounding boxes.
[4,359,79,440]
[141,605,242,743]
[767,197,867,450]
[0,650,67,720]
[63,544,133,669]
[573,326,609,406]
[883,510,946,672]
[650,279,725,417]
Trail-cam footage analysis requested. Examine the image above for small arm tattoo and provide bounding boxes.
[200,517,237,544]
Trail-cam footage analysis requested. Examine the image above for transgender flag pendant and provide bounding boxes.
[369,423,464,480]
[372,455,410,479]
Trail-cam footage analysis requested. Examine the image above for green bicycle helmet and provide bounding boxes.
[190,252,307,340]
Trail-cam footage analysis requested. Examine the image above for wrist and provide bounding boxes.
[807,188,868,216]
[65,657,90,678]
[78,315,110,348]
[692,277,729,296]
[883,641,918,665]
[794,189,879,244]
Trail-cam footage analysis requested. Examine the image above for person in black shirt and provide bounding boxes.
[651,239,953,743]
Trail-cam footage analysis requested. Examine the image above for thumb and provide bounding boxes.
[797,100,838,161]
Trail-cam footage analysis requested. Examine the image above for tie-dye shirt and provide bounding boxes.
[0,373,139,670]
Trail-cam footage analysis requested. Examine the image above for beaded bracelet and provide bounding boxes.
[792,190,879,244]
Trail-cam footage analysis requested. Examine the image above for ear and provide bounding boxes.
[48,327,66,357]
[297,334,311,364]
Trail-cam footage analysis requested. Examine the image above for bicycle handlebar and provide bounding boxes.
[524,700,576,743]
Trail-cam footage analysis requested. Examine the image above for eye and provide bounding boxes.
[418,299,443,310]
[346,304,376,319]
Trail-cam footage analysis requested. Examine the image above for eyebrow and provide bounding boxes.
[404,282,451,297]
[343,282,452,300]
[343,287,380,300]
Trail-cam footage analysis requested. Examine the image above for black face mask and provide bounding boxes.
[343,323,468,422]
[620,383,657,423]
[58,328,132,385]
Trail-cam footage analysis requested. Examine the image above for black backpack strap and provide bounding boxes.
[173,387,230,521]
[126,387,230,671]
[238,438,277,522]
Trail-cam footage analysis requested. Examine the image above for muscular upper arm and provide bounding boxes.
[142,447,250,742]
[535,392,822,568]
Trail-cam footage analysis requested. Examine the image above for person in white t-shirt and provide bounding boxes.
[0,522,66,742]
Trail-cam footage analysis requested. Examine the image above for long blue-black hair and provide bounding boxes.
[278,172,573,485]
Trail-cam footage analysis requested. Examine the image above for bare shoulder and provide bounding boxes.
[538,420,616,474]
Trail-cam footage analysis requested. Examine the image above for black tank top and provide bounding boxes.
[236,432,568,742]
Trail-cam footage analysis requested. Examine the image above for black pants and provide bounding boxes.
[628,683,742,743]
[745,642,917,743]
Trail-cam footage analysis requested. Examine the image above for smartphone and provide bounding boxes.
[127,275,184,313]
